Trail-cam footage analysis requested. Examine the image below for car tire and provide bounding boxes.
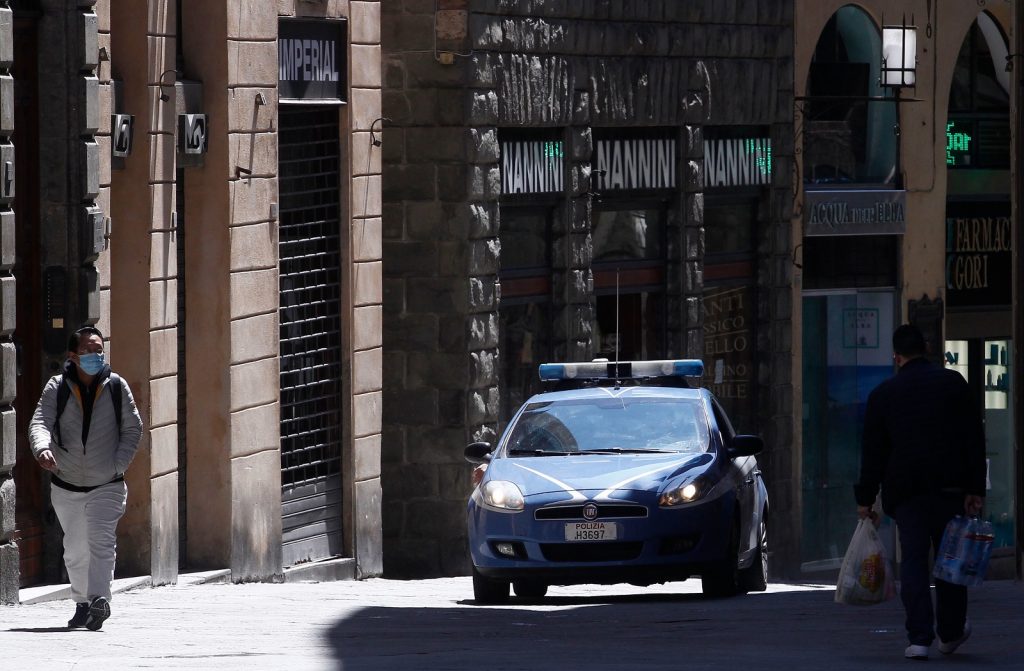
[701,521,741,598]
[512,580,548,600]
[472,567,510,604]
[738,512,769,593]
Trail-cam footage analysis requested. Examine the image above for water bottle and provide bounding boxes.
[933,515,966,584]
[959,517,995,586]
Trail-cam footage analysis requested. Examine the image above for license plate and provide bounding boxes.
[564,522,618,542]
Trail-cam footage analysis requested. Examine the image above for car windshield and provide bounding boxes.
[504,397,709,456]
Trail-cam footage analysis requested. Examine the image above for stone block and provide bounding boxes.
[467,312,497,350]
[230,450,283,581]
[82,140,100,199]
[231,312,277,363]
[228,358,277,412]
[229,268,277,320]
[227,87,277,133]
[351,1,381,44]
[384,386,438,425]
[230,402,279,458]
[80,12,98,72]
[352,132,382,178]
[353,305,383,351]
[0,8,12,68]
[0,409,14,471]
[352,217,382,263]
[0,541,17,604]
[149,373,178,428]
[0,344,12,406]
[149,423,177,478]
[227,40,278,88]
[353,260,382,307]
[351,87,382,132]
[229,220,276,271]
[81,76,100,135]
[353,477,383,577]
[0,143,14,205]
[0,213,10,272]
[149,277,177,331]
[0,276,13,337]
[352,390,382,439]
[353,433,381,482]
[229,177,276,225]
[352,175,382,219]
[0,477,12,539]
[351,44,381,88]
[353,347,382,395]
[0,75,12,136]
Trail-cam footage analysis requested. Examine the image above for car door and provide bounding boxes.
[711,396,758,556]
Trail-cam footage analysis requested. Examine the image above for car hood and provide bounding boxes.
[485,452,714,499]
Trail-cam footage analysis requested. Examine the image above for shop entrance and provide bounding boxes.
[801,290,895,572]
[278,106,344,566]
[11,8,45,588]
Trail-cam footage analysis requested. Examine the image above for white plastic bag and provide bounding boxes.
[835,518,897,606]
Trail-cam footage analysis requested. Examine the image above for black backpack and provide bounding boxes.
[52,373,123,450]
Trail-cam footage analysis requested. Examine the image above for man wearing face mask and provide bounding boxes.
[28,325,143,631]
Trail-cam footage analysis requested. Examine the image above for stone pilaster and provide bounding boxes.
[0,0,15,605]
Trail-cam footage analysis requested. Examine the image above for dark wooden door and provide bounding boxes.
[12,9,45,587]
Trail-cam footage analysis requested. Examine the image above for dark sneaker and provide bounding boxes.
[904,644,929,660]
[85,596,111,631]
[67,602,90,628]
[939,620,972,655]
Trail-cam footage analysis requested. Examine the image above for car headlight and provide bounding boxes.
[481,480,525,512]
[659,477,708,507]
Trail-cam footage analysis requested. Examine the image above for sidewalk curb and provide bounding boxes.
[17,569,233,605]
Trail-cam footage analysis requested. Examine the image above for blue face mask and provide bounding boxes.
[78,352,105,375]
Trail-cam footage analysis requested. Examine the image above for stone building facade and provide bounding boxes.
[1,0,383,602]
[382,1,796,577]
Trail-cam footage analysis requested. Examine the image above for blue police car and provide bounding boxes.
[465,359,768,602]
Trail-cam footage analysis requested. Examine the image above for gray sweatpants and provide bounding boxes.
[50,480,128,603]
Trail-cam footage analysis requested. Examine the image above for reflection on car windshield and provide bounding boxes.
[505,397,709,456]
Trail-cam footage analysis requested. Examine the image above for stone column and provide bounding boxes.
[108,0,177,585]
[0,0,17,605]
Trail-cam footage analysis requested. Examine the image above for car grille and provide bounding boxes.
[534,504,648,521]
[540,542,644,562]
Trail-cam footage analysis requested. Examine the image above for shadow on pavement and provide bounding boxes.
[324,583,1024,671]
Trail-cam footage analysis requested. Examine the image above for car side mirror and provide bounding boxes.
[465,441,493,465]
[728,434,764,458]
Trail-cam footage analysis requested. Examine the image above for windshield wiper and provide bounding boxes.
[584,447,676,454]
[507,449,583,457]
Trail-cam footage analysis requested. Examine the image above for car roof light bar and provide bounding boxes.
[538,359,705,381]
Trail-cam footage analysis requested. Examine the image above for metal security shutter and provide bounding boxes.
[278,106,344,567]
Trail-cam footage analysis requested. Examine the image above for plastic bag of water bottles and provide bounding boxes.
[933,515,995,586]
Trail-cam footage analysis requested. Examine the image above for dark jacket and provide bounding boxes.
[854,357,986,514]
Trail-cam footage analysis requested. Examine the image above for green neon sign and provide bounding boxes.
[744,138,772,176]
[946,122,972,166]
[543,141,564,159]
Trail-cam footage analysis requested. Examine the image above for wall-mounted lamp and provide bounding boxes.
[881,16,918,88]
[370,117,391,147]
[158,69,181,102]
[255,92,268,106]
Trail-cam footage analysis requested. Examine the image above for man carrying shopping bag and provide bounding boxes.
[854,324,986,661]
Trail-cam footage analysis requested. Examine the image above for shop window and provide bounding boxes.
[499,207,554,423]
[947,13,1010,170]
[804,6,897,186]
[802,235,898,290]
[592,204,667,361]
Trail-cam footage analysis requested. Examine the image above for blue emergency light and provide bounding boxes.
[538,359,705,381]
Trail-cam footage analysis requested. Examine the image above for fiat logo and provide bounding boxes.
[582,503,599,520]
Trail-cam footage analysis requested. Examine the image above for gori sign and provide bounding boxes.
[279,19,346,102]
[945,201,1011,307]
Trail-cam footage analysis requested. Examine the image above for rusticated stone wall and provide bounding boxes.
[0,0,15,606]
[382,0,793,578]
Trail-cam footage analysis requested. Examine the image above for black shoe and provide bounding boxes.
[85,596,111,631]
[68,602,90,628]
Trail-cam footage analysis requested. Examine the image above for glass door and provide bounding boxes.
[943,338,1015,549]
[801,290,896,571]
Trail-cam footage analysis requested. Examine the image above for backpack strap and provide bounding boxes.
[108,372,123,431]
[53,375,72,451]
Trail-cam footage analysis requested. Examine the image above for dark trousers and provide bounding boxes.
[892,494,968,646]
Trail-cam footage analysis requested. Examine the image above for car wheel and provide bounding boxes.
[512,580,548,600]
[739,512,769,592]
[702,521,740,598]
[472,567,510,604]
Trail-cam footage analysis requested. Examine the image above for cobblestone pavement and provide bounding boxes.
[1,576,1022,670]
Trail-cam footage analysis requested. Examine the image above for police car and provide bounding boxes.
[465,359,769,602]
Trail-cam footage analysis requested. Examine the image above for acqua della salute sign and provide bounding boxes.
[278,19,346,102]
